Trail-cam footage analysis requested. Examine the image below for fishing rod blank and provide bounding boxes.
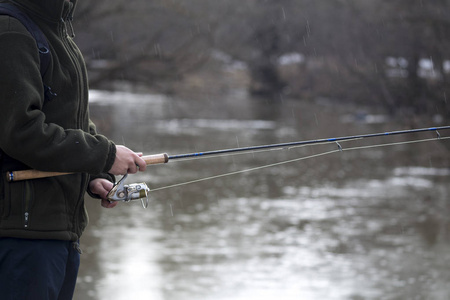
[6,125,450,182]
[167,125,450,161]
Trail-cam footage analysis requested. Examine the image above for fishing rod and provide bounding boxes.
[5,126,450,207]
[7,125,449,182]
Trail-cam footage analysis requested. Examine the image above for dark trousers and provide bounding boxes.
[0,237,80,300]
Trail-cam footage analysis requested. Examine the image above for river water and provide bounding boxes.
[74,90,450,300]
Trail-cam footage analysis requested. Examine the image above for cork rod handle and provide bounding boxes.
[6,153,169,182]
[6,170,72,182]
[142,153,169,165]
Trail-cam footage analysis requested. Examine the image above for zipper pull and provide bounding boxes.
[67,17,75,38]
[60,17,67,37]
[24,212,29,228]
[44,85,58,101]
[72,241,83,254]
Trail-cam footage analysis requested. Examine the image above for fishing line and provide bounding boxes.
[151,136,450,192]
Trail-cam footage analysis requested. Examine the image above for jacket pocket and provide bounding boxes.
[26,178,69,231]
[2,180,35,228]
[0,176,6,219]
[1,178,68,231]
[1,180,26,227]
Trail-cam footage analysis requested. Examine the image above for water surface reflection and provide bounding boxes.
[75,91,450,300]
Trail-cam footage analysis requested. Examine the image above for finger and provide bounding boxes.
[97,182,113,199]
[96,188,109,200]
[101,199,118,208]
[136,157,147,172]
[101,180,114,192]
[127,164,138,174]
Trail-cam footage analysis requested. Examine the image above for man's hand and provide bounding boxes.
[89,178,118,208]
[109,145,147,175]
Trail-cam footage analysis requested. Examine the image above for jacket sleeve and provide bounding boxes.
[0,28,115,174]
[87,118,116,197]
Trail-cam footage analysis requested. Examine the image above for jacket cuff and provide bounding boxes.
[102,142,116,173]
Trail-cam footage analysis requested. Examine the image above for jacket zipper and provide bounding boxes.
[73,173,88,236]
[60,16,85,128]
[59,17,86,235]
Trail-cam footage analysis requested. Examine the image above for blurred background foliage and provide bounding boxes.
[74,0,450,120]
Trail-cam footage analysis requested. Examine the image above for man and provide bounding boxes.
[0,0,147,299]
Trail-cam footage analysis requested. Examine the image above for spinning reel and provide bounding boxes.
[106,174,150,208]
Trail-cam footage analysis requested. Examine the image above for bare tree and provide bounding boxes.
[74,0,213,89]
[72,0,450,117]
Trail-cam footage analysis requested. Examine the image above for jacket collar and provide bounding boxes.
[9,0,77,22]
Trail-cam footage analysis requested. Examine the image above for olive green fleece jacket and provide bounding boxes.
[0,0,116,241]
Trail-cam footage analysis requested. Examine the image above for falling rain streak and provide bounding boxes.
[76,91,450,300]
